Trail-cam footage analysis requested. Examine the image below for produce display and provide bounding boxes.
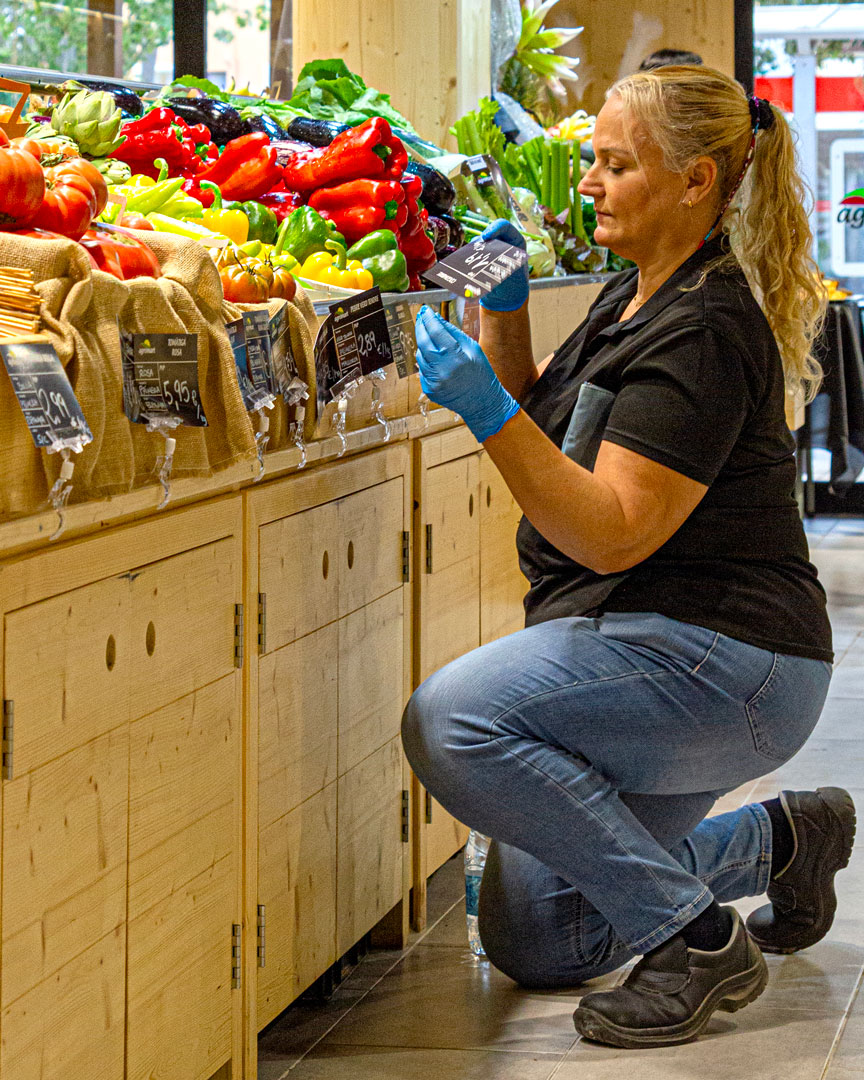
[0,58,609,299]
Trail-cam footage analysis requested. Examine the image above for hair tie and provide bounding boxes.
[748,94,775,133]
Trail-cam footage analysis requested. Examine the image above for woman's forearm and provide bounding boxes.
[479,302,539,403]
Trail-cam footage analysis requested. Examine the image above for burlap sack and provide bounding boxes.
[0,233,134,519]
[141,233,256,473]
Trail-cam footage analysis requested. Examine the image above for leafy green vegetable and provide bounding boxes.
[287,58,416,132]
[450,98,527,189]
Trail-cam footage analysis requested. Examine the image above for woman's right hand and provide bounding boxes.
[478,219,530,313]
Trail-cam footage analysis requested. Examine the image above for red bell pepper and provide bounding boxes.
[79,224,161,280]
[282,117,408,191]
[181,177,217,207]
[196,133,282,201]
[398,205,436,275]
[308,178,405,243]
[114,107,205,179]
[256,189,306,221]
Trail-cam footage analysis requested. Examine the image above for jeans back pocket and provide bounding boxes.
[745,654,832,763]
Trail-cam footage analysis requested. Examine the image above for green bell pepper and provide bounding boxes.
[346,228,399,261]
[279,206,345,264]
[233,200,279,245]
[360,248,410,293]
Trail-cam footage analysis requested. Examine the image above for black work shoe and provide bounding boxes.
[573,909,768,1049]
[747,787,856,955]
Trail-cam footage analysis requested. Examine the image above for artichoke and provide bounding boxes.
[51,90,123,157]
[89,157,132,184]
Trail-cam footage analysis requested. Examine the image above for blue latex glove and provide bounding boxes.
[415,305,520,443]
[478,219,529,313]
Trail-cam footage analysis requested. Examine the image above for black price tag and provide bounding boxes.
[385,302,418,379]
[314,313,340,411]
[423,238,527,299]
[227,318,261,412]
[1,339,93,449]
[243,308,276,398]
[269,306,300,400]
[119,330,207,427]
[330,286,393,379]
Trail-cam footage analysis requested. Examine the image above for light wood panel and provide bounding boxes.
[1,926,126,1080]
[338,589,405,777]
[555,0,735,117]
[424,455,480,574]
[1,728,128,1007]
[479,452,527,646]
[259,501,340,651]
[259,623,339,828]
[337,478,405,617]
[336,736,404,956]
[127,676,237,921]
[126,857,234,1080]
[292,0,491,149]
[257,783,338,1029]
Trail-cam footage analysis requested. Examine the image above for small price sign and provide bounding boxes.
[243,308,276,398]
[268,306,301,401]
[423,238,527,299]
[1,339,93,449]
[313,313,340,411]
[119,329,207,427]
[385,302,418,379]
[330,286,393,381]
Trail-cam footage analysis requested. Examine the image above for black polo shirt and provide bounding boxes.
[518,237,833,662]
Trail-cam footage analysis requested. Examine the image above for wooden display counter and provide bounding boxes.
[0,276,606,1080]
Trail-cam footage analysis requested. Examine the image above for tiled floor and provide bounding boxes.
[259,516,864,1079]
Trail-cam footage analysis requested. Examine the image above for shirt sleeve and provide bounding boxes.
[601,325,761,486]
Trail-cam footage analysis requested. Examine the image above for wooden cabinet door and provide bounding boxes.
[415,438,482,883]
[479,452,527,646]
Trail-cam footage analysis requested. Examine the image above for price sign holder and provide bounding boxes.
[423,238,528,299]
[119,328,207,508]
[384,301,418,379]
[330,286,394,379]
[1,337,94,540]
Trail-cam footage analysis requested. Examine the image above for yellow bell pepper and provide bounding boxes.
[298,240,373,290]
[199,182,249,246]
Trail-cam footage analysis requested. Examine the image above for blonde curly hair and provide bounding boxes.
[610,65,825,402]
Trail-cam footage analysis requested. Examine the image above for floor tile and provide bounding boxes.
[295,1045,562,1079]
[421,896,472,948]
[757,942,864,1016]
[811,696,864,740]
[746,739,864,792]
[320,945,583,1054]
[556,1008,842,1079]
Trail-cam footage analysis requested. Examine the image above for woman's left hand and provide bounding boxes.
[415,306,520,442]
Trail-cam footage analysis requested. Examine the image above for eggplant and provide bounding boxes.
[243,111,290,142]
[286,117,349,147]
[404,161,456,216]
[167,97,246,145]
[426,216,451,254]
[440,214,464,249]
[76,79,144,117]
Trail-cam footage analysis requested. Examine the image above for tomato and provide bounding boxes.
[61,158,109,217]
[220,262,270,303]
[10,137,80,163]
[0,130,9,148]
[0,147,46,229]
[118,211,155,231]
[269,265,296,302]
[31,164,98,241]
[79,225,162,281]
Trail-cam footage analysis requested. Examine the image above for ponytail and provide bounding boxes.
[611,65,826,402]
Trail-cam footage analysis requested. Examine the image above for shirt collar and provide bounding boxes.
[590,236,729,341]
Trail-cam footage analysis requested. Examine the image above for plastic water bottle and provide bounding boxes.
[464,830,490,956]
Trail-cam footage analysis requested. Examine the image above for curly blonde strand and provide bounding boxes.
[611,65,826,402]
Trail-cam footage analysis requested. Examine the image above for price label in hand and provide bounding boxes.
[423,238,528,299]
[1,339,93,449]
[330,285,394,379]
[119,329,207,427]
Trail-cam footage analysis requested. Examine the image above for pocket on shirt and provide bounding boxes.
[745,654,832,763]
[561,382,617,471]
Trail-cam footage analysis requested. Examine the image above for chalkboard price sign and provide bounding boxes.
[423,238,527,299]
[1,339,93,449]
[119,330,207,427]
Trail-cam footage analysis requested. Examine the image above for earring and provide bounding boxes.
[687,200,693,208]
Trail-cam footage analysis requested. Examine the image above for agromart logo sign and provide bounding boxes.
[838,187,864,227]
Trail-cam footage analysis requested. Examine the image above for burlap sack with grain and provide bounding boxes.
[141,233,256,473]
[0,233,133,519]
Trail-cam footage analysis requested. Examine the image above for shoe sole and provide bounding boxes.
[573,953,769,1050]
[750,787,857,955]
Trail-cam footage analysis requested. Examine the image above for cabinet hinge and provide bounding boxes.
[425,789,433,824]
[234,603,244,668]
[257,904,266,968]
[401,531,410,583]
[231,923,242,988]
[257,593,267,654]
[401,789,410,843]
[2,700,13,781]
[425,523,433,574]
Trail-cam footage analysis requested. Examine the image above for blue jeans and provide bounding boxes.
[401,612,832,987]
